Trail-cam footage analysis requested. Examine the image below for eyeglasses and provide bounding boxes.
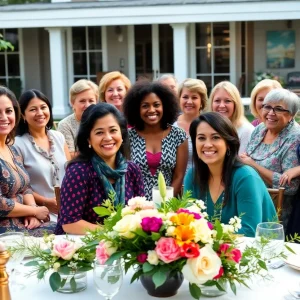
[262,105,290,114]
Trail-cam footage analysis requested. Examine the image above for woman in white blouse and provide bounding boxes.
[15,89,70,215]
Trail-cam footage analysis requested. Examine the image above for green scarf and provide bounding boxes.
[91,152,127,205]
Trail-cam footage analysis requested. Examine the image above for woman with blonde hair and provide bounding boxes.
[174,78,208,170]
[250,79,282,127]
[209,81,254,154]
[58,79,99,156]
[99,71,131,111]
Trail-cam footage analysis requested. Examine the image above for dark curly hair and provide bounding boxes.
[0,86,20,145]
[123,81,180,130]
[189,112,243,206]
[70,102,130,166]
[16,89,54,136]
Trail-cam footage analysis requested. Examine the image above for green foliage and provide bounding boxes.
[189,283,201,300]
[1,0,50,5]
[252,71,285,89]
[0,34,14,51]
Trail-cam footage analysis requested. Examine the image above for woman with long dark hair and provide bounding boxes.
[184,112,276,237]
[55,103,144,235]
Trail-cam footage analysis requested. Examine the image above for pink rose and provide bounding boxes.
[52,240,77,260]
[96,241,117,264]
[219,243,241,263]
[155,237,181,263]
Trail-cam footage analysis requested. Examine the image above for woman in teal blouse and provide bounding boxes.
[184,112,276,237]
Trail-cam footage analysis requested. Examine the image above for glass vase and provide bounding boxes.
[199,281,228,297]
[57,271,87,294]
[140,270,184,298]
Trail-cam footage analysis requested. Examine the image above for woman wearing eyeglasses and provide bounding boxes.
[240,89,300,230]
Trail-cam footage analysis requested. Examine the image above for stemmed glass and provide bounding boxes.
[93,259,123,300]
[255,222,285,265]
[0,232,25,291]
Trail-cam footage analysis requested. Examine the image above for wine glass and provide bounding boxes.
[0,232,25,291]
[255,222,284,265]
[93,259,123,300]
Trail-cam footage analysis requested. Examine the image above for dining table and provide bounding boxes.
[10,238,300,300]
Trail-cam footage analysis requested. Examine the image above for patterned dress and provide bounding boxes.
[55,161,145,234]
[246,120,300,229]
[0,146,56,236]
[128,126,187,200]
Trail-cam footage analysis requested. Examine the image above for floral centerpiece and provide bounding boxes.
[85,172,288,299]
[10,234,95,293]
[252,71,285,88]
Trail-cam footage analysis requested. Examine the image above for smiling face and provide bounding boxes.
[255,87,272,119]
[0,95,15,138]
[180,87,202,117]
[72,89,97,121]
[262,101,292,133]
[88,114,123,166]
[196,121,227,168]
[104,79,127,111]
[23,97,50,131]
[140,93,163,127]
[212,88,235,120]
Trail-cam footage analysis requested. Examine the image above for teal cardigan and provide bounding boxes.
[183,165,277,237]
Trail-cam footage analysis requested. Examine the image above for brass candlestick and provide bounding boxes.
[0,250,11,300]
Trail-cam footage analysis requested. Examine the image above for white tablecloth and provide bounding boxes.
[11,239,300,300]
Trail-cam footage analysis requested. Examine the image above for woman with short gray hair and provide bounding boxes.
[240,88,300,230]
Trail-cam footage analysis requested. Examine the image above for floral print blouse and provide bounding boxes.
[246,120,300,195]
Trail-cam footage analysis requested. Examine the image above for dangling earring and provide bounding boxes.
[88,144,91,148]
[23,118,26,124]
[227,148,231,156]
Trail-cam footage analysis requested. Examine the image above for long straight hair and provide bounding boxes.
[189,112,243,205]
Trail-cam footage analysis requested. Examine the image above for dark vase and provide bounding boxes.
[140,271,184,298]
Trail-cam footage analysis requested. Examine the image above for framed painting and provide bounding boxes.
[266,30,295,68]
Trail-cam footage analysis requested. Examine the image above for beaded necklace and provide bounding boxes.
[205,189,225,220]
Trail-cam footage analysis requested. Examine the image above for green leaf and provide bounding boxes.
[134,228,149,238]
[285,244,296,254]
[49,272,61,292]
[130,269,143,284]
[230,281,237,295]
[215,281,226,292]
[70,276,77,292]
[151,232,161,241]
[105,251,128,265]
[142,262,154,273]
[152,270,167,289]
[37,268,47,280]
[189,283,201,299]
[108,275,122,284]
[60,278,67,288]
[93,207,111,217]
[77,266,93,272]
[24,260,39,266]
[215,220,223,240]
[258,259,267,271]
[58,265,71,275]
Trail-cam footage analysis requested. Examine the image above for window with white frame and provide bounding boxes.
[72,27,103,83]
[195,22,230,94]
[0,28,22,98]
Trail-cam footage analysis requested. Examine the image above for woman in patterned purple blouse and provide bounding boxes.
[55,103,145,235]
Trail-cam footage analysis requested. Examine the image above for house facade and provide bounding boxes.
[1,0,300,118]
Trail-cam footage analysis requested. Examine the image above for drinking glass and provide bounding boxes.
[255,222,284,264]
[0,232,25,290]
[152,186,174,207]
[93,259,123,300]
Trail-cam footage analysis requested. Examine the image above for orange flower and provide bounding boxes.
[170,212,194,226]
[173,225,195,246]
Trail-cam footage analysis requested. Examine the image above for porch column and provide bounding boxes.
[171,23,188,82]
[46,27,70,119]
[127,25,136,83]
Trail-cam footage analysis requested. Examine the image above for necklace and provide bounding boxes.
[205,190,225,220]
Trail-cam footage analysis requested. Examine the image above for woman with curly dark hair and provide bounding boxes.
[184,112,276,237]
[123,81,188,200]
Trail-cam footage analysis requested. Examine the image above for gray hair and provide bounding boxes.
[264,88,299,116]
[156,74,178,84]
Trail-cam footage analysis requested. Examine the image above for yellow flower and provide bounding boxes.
[173,225,195,246]
[170,212,194,226]
[158,172,167,199]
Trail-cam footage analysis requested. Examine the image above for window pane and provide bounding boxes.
[213,23,229,46]
[5,29,19,52]
[196,48,211,74]
[89,76,97,84]
[89,52,102,76]
[8,78,22,99]
[88,27,102,50]
[0,79,7,87]
[7,54,20,76]
[159,24,173,73]
[196,23,211,47]
[214,75,230,86]
[214,48,229,73]
[72,27,86,51]
[197,75,212,95]
[0,55,5,76]
[73,52,87,75]
[241,22,246,45]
